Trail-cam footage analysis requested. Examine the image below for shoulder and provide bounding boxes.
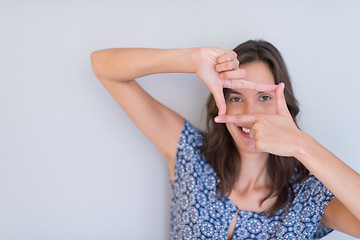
[177,120,204,151]
[277,174,335,238]
[174,120,216,183]
[292,175,334,201]
[290,175,334,215]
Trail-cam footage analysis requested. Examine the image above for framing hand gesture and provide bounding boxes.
[194,47,277,115]
[215,83,303,156]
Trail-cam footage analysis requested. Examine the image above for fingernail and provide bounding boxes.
[214,116,222,122]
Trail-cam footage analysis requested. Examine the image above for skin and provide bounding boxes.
[225,61,277,154]
[91,47,360,238]
[223,61,279,239]
[216,63,360,238]
[224,61,279,213]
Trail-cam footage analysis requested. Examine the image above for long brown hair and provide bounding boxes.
[201,40,310,217]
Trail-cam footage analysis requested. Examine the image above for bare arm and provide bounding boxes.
[91,48,194,182]
[215,83,360,237]
[90,47,244,183]
[297,134,360,238]
[320,197,360,238]
[91,48,196,82]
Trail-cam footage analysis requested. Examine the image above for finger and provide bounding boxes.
[217,50,237,64]
[249,128,256,139]
[223,79,277,92]
[214,113,258,124]
[215,59,239,72]
[275,83,290,116]
[219,69,246,80]
[211,89,227,116]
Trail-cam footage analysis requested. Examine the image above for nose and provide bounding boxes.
[243,101,262,114]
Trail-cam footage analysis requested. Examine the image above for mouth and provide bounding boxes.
[238,126,251,133]
[237,126,251,138]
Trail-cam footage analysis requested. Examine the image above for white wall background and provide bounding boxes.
[1,1,360,239]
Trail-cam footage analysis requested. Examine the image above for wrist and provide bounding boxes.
[293,131,315,162]
[188,47,203,73]
[164,48,198,73]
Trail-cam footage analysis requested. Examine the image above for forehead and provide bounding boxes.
[240,61,275,86]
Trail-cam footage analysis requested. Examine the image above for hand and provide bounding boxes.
[193,47,240,115]
[193,47,277,115]
[214,83,304,156]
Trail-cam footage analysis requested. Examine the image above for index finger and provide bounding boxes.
[217,51,238,64]
[223,79,277,92]
[214,113,259,124]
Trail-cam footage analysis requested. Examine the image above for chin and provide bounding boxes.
[237,142,256,153]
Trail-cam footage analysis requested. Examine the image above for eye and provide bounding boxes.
[229,97,243,102]
[259,95,272,101]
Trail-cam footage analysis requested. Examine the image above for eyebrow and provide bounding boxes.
[229,90,267,95]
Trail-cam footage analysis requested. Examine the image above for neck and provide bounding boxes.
[235,152,271,192]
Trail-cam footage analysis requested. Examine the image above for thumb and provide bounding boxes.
[212,89,226,115]
[276,83,290,116]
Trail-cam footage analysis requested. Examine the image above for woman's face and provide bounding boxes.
[225,61,277,153]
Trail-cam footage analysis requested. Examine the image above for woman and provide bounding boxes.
[91,40,360,239]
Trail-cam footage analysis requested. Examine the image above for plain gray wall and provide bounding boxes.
[1,1,360,239]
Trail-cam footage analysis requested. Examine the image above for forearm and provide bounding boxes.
[295,133,360,221]
[90,48,197,82]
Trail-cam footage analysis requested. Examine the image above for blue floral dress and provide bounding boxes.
[170,120,334,239]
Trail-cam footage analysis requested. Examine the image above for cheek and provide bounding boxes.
[226,103,244,115]
[225,123,236,137]
[262,103,277,114]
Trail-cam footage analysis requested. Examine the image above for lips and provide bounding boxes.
[238,126,251,138]
[240,126,250,133]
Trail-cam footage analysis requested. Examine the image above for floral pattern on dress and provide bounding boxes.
[170,120,334,240]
